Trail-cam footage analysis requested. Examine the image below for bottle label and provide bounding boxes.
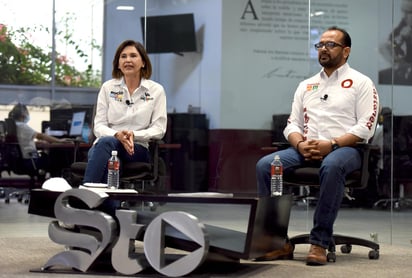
[108,160,119,170]
[271,165,282,175]
[271,161,283,196]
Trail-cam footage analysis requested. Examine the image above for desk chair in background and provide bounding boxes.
[373,112,412,210]
[0,118,45,203]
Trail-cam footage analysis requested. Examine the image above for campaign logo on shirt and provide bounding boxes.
[341,79,353,88]
[110,91,124,102]
[306,83,319,91]
[140,92,154,102]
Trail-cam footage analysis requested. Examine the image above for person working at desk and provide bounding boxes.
[9,103,71,177]
[256,26,379,265]
[82,40,167,185]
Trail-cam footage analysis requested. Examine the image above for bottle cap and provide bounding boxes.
[275,154,280,159]
[111,150,118,156]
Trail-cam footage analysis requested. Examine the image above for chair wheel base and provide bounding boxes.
[340,244,352,254]
[368,250,379,259]
[290,233,380,262]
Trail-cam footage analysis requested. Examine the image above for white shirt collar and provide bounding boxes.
[320,63,349,79]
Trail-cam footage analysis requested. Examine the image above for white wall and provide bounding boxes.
[103,0,146,81]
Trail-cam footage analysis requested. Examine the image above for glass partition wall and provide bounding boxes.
[1,0,411,248]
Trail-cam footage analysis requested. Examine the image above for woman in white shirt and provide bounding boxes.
[83,40,167,185]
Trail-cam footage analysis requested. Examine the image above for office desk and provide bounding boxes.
[36,141,91,177]
[36,141,91,164]
[159,143,181,150]
[36,141,91,149]
[28,189,292,276]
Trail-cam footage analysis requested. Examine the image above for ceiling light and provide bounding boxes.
[116,6,135,11]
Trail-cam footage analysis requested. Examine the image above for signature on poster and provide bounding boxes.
[262,67,306,79]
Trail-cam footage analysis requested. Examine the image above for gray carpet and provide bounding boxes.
[1,236,412,277]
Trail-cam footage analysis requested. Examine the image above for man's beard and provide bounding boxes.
[319,53,340,68]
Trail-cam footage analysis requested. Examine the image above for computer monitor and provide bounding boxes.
[141,13,197,54]
[69,111,86,137]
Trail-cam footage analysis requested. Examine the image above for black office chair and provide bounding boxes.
[373,112,412,210]
[273,109,381,262]
[70,139,165,195]
[0,118,45,203]
[272,137,381,262]
[121,140,166,195]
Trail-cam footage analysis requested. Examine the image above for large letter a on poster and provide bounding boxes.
[241,0,259,20]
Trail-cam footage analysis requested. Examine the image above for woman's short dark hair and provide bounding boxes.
[112,40,152,80]
[9,103,28,120]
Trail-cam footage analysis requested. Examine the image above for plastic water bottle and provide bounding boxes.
[270,155,283,196]
[107,150,119,189]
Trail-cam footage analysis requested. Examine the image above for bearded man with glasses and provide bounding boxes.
[255,26,379,265]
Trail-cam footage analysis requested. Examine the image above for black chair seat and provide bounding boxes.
[121,162,153,181]
[70,161,87,174]
[71,161,153,178]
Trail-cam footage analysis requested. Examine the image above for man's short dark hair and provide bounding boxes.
[327,26,352,48]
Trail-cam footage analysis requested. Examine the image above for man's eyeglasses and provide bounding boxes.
[314,41,345,50]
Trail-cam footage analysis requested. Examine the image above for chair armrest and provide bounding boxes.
[355,142,380,150]
[355,142,381,189]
